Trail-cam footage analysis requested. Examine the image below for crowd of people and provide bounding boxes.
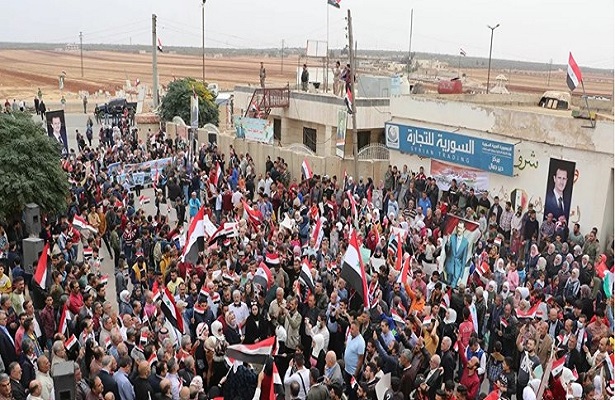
[0,106,612,400]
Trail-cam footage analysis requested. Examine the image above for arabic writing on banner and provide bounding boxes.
[385,123,515,176]
[107,157,173,188]
[234,116,274,144]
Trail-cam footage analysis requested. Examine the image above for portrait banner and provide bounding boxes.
[437,215,482,288]
[336,109,347,158]
[234,117,274,144]
[543,158,575,222]
[430,159,490,193]
[46,110,68,157]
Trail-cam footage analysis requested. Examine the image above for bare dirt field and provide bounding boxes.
[0,49,611,102]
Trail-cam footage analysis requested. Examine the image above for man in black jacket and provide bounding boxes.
[134,360,154,400]
[8,362,26,400]
[440,337,456,385]
[98,355,120,400]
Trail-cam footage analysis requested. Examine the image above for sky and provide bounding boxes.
[1,0,613,69]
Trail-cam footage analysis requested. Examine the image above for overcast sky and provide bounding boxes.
[1,0,613,69]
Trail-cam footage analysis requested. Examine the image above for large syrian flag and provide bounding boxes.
[161,287,185,333]
[225,336,276,365]
[181,206,205,264]
[34,243,50,290]
[340,229,369,308]
[566,52,583,91]
[299,257,315,291]
[346,190,357,217]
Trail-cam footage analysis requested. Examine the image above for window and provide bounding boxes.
[273,118,281,142]
[358,130,371,151]
[303,127,317,152]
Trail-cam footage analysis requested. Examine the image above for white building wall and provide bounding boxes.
[389,95,614,247]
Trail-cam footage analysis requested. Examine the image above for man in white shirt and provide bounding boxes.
[284,353,311,400]
[228,290,249,331]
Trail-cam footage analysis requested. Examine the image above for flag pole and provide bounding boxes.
[326,0,330,93]
[580,80,595,128]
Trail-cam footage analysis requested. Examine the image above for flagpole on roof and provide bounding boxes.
[580,80,596,128]
[152,14,159,107]
[347,9,359,180]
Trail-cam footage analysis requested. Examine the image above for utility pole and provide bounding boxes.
[347,9,359,181]
[202,0,206,83]
[152,14,159,107]
[486,23,500,94]
[79,31,84,77]
[547,58,552,87]
[281,39,284,73]
[407,9,413,79]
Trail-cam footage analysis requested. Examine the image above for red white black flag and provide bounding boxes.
[567,52,583,91]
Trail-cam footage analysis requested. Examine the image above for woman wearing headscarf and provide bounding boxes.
[244,302,269,344]
[310,333,326,372]
[506,261,519,292]
[223,310,242,344]
[563,268,581,304]
[526,244,540,278]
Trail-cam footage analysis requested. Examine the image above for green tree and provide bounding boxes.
[0,112,69,222]
[159,78,219,127]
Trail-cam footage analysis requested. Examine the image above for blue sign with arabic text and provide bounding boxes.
[385,123,514,176]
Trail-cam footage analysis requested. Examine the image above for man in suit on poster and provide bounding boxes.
[544,166,571,221]
[46,111,68,157]
[444,221,470,288]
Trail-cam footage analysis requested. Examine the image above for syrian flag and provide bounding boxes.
[344,85,353,114]
[516,302,542,319]
[566,52,583,91]
[311,217,325,248]
[422,316,433,326]
[459,48,467,56]
[299,258,315,291]
[551,356,566,376]
[99,275,109,286]
[500,317,509,328]
[476,261,490,277]
[58,304,70,334]
[104,336,112,349]
[152,287,161,303]
[242,199,263,226]
[210,162,222,192]
[65,334,78,350]
[72,215,98,234]
[161,287,185,333]
[34,243,50,290]
[181,206,205,264]
[441,287,452,308]
[148,353,157,367]
[254,262,273,293]
[139,195,150,205]
[265,252,280,267]
[607,352,614,379]
[387,232,399,256]
[83,247,93,260]
[157,38,163,53]
[396,254,412,284]
[340,229,369,308]
[194,303,206,314]
[327,0,341,8]
[140,331,148,344]
[225,336,276,365]
[301,159,313,180]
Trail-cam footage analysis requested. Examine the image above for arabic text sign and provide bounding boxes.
[234,117,273,144]
[385,123,514,176]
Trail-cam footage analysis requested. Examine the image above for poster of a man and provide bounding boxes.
[438,215,481,287]
[46,110,68,157]
[544,158,575,222]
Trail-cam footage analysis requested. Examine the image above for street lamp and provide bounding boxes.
[486,23,500,94]
[206,0,207,84]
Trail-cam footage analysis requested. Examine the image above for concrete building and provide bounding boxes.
[385,93,614,247]
[233,85,390,158]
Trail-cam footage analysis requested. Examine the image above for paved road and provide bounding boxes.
[32,112,177,312]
